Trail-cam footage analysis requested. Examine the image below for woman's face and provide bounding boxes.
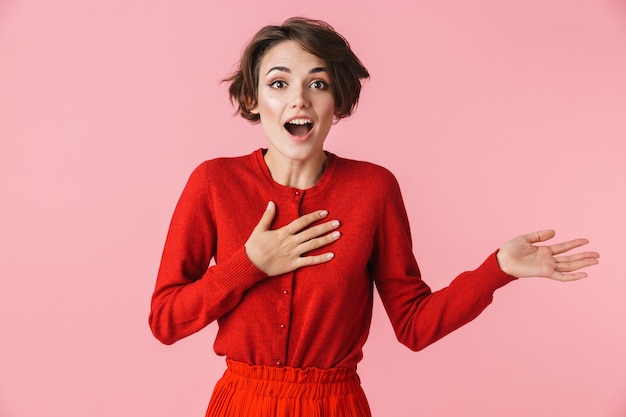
[251,40,335,164]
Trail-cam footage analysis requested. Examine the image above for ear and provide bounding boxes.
[245,96,259,115]
[332,107,342,123]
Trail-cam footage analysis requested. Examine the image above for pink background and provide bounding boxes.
[1,0,625,416]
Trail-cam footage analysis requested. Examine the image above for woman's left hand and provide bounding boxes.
[496,230,600,281]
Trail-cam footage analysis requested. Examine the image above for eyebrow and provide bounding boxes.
[265,66,327,76]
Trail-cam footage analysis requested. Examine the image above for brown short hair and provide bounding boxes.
[224,17,370,123]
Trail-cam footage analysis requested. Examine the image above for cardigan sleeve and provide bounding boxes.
[149,163,267,345]
[371,172,517,351]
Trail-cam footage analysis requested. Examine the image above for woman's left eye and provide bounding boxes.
[310,80,329,90]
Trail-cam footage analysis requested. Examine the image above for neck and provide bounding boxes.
[263,148,328,190]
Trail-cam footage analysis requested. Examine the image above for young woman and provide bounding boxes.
[149,17,599,417]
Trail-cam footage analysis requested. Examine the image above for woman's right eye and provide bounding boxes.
[268,80,287,89]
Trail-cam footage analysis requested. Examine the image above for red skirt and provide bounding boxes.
[206,358,372,417]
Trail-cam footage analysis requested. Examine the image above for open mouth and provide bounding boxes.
[284,118,313,136]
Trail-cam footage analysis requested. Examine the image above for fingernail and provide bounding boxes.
[319,210,328,217]
[331,220,340,227]
[326,253,335,259]
[331,231,341,239]
[267,201,274,210]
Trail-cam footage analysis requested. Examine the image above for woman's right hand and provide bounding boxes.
[244,201,341,277]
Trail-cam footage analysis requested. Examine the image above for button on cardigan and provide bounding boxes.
[149,149,516,369]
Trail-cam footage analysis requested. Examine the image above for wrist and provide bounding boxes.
[496,249,516,277]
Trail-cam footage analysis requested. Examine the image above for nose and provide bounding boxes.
[290,85,310,109]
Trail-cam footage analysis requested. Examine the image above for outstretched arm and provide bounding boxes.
[496,230,600,281]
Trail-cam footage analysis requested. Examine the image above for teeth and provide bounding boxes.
[287,118,312,125]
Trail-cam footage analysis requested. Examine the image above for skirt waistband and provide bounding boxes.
[223,358,362,399]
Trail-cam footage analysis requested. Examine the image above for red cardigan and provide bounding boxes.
[149,149,516,369]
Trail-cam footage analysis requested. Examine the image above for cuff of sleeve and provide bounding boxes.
[471,250,517,299]
[211,247,268,295]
